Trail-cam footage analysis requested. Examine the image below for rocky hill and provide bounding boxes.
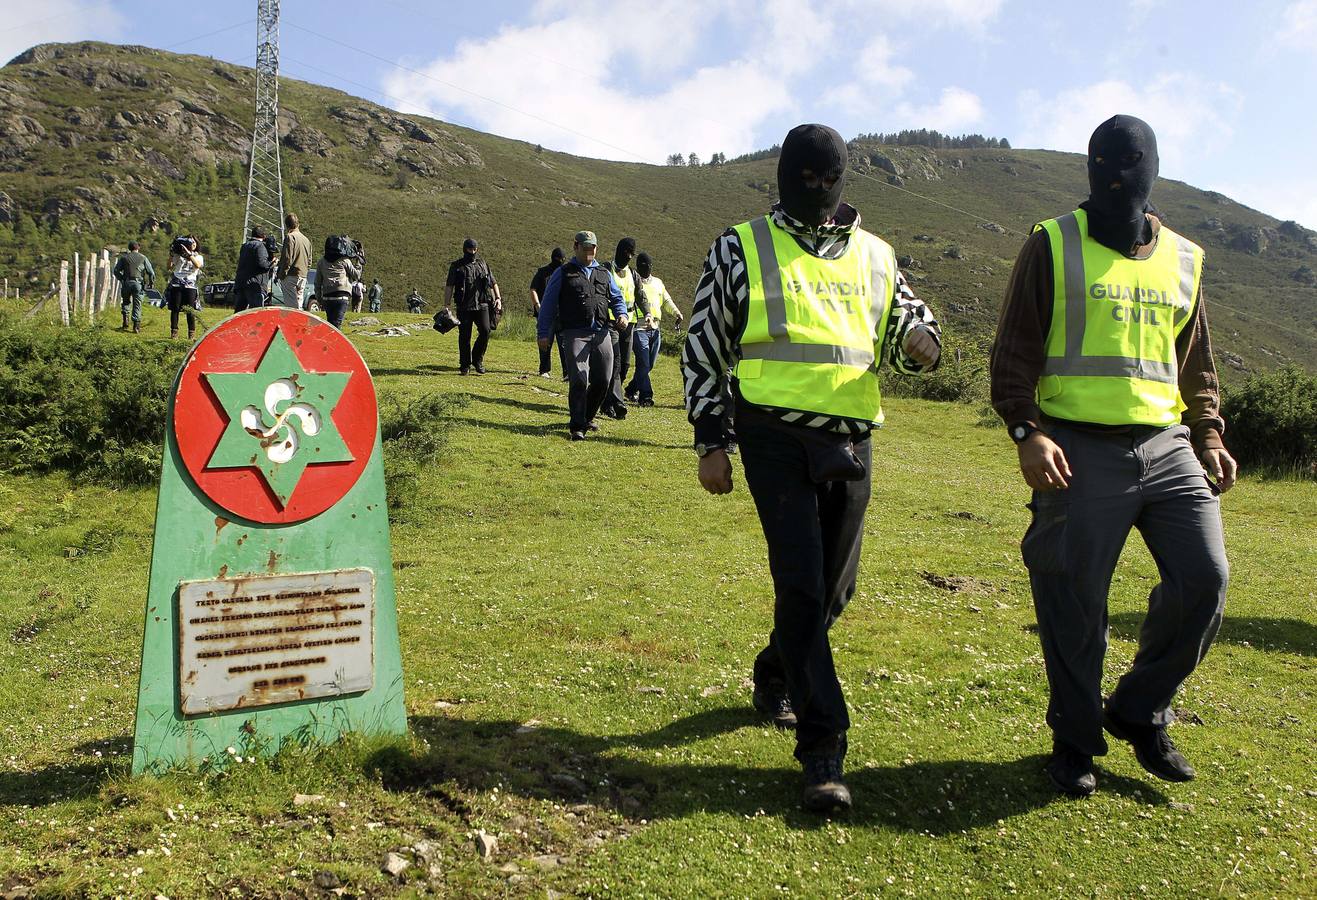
[1,41,1313,374]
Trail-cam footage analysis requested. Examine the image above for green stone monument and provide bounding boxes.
[131,308,406,774]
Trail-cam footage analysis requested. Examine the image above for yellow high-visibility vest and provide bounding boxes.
[608,264,638,318]
[1036,209,1202,426]
[733,215,895,423]
[638,275,675,324]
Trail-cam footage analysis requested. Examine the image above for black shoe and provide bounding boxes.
[639,398,655,408]
[751,681,797,729]
[569,431,586,442]
[474,366,486,375]
[624,391,638,403]
[586,421,600,433]
[1045,743,1096,796]
[459,368,469,376]
[1103,707,1195,782]
[800,747,851,813]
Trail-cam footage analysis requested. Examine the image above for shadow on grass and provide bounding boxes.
[446,416,682,448]
[0,759,120,806]
[1108,613,1316,657]
[1024,615,1317,657]
[368,710,1168,833]
[371,364,458,377]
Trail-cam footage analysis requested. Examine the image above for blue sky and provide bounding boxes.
[5,0,1316,227]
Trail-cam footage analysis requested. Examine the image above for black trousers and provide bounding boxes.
[458,305,492,371]
[322,294,350,330]
[166,285,198,335]
[233,283,264,312]
[538,328,569,376]
[605,323,633,409]
[740,410,871,758]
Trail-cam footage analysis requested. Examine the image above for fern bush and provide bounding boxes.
[1220,365,1317,478]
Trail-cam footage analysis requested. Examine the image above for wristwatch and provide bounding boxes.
[1008,422,1040,444]
[695,442,725,458]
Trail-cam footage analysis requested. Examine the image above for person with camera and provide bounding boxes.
[445,237,502,375]
[406,288,426,313]
[112,240,155,333]
[277,213,313,310]
[313,235,361,330]
[233,225,273,313]
[166,236,204,340]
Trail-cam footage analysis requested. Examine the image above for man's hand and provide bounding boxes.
[1017,432,1071,491]
[675,315,685,329]
[698,449,733,495]
[903,324,939,367]
[1201,448,1238,493]
[617,314,629,329]
[537,336,551,351]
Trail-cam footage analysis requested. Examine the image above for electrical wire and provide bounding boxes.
[163,19,255,54]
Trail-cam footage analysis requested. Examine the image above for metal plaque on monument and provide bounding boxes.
[132,308,406,774]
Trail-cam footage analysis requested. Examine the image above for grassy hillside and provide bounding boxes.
[0,316,1313,897]
[1,41,1314,376]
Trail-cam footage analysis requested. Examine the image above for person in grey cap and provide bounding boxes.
[536,231,629,440]
[445,237,502,375]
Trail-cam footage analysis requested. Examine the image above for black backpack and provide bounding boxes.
[324,235,354,261]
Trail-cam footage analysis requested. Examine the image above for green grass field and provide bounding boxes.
[0,311,1313,898]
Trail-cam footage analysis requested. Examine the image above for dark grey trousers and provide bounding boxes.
[563,327,614,431]
[1023,422,1229,756]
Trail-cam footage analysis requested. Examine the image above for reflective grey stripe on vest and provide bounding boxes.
[748,216,789,339]
[740,342,875,368]
[1174,235,1198,327]
[1045,212,1183,386]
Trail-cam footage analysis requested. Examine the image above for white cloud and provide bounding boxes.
[826,35,915,118]
[853,0,1005,29]
[893,87,985,132]
[1014,74,1242,179]
[1214,178,1317,231]
[382,1,810,163]
[0,0,125,66]
[1281,0,1317,48]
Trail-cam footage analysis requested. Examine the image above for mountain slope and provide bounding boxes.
[1,41,1313,373]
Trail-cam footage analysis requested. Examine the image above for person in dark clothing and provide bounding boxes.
[530,247,568,378]
[601,237,642,418]
[233,226,273,312]
[112,240,155,333]
[536,231,628,439]
[991,115,1234,798]
[313,236,361,330]
[406,289,426,313]
[445,237,502,375]
[682,124,942,812]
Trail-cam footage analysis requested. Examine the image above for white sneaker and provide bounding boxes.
[539,371,552,379]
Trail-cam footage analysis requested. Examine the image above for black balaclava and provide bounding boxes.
[550,246,565,266]
[1081,115,1159,252]
[462,237,477,262]
[777,123,848,227]
[635,252,652,279]
[614,237,636,269]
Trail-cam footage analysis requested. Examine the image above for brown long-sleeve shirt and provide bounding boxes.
[990,216,1225,453]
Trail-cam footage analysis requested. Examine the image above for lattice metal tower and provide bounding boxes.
[242,0,285,243]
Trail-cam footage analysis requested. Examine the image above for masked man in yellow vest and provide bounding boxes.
[625,252,683,406]
[991,115,1236,798]
[683,124,941,813]
[602,237,642,419]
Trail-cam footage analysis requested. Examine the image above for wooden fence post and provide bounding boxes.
[59,260,70,325]
[72,252,81,320]
[99,249,112,314]
[83,258,94,319]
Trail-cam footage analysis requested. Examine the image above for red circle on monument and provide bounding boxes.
[173,308,378,525]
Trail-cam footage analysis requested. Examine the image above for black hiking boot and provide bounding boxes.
[1103,707,1195,782]
[800,743,851,814]
[1045,742,1096,796]
[752,680,797,729]
[569,430,586,442]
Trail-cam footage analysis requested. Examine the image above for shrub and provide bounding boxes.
[1220,364,1317,478]
[0,315,186,484]
[378,391,468,519]
[883,339,988,405]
